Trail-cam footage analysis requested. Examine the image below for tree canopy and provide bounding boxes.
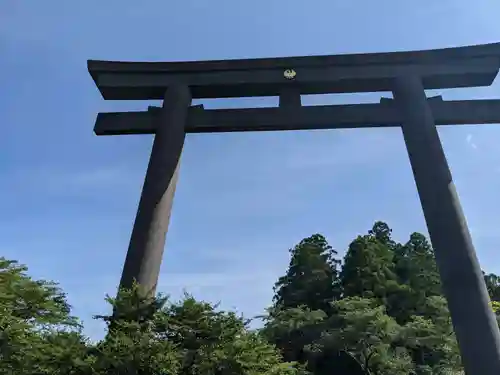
[262,222,496,375]
[2,221,499,374]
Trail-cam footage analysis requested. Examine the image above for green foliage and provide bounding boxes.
[0,266,303,375]
[0,257,88,374]
[394,233,440,295]
[266,234,341,370]
[273,234,341,313]
[89,289,307,375]
[484,273,500,302]
[492,300,500,314]
[261,306,327,363]
[314,297,413,375]
[398,296,461,374]
[340,224,400,303]
[2,221,500,375]
[0,257,77,327]
[265,222,474,375]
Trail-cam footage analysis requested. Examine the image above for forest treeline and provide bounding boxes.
[1,221,500,374]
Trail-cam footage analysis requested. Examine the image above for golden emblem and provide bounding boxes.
[284,69,297,80]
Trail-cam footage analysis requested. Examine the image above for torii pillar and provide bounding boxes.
[392,75,500,375]
[118,85,191,296]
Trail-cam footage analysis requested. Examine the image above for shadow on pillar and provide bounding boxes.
[118,85,192,298]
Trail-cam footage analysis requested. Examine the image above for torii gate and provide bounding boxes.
[88,42,500,375]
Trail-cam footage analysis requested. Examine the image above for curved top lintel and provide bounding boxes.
[88,42,500,76]
[88,42,500,100]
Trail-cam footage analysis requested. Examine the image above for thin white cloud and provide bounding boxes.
[466,134,478,149]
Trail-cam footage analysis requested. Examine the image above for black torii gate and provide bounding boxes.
[88,42,500,375]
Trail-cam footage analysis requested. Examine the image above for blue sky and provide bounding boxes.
[1,0,500,340]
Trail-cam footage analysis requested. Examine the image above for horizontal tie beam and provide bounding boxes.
[94,99,500,136]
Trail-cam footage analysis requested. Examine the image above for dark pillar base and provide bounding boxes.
[118,85,192,296]
[393,76,500,375]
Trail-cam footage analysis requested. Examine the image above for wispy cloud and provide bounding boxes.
[466,134,478,149]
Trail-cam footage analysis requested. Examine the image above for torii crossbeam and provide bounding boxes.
[88,42,500,375]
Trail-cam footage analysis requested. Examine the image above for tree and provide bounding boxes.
[399,296,461,375]
[265,223,470,375]
[492,301,500,314]
[389,233,442,323]
[265,234,340,369]
[369,222,397,249]
[273,234,341,314]
[394,233,440,295]
[0,257,89,374]
[85,287,180,375]
[340,223,400,305]
[261,306,327,363]
[90,288,306,375]
[312,297,413,375]
[5,222,498,375]
[484,273,500,302]
[0,257,77,327]
[0,257,305,375]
